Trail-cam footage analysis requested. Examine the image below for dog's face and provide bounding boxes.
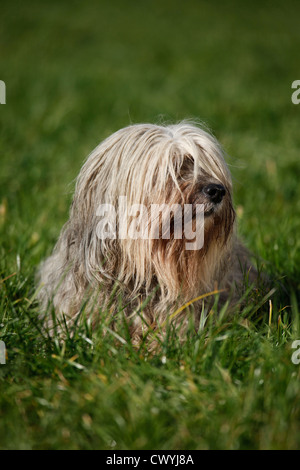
[174,152,234,223]
[147,143,236,302]
[73,123,236,304]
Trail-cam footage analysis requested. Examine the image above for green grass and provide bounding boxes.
[0,0,300,450]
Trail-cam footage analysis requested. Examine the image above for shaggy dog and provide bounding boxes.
[37,122,258,342]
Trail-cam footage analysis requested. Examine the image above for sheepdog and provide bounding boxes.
[37,122,259,342]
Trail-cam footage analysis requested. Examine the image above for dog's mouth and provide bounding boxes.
[190,199,220,218]
[204,207,215,217]
[204,200,224,217]
[191,202,220,219]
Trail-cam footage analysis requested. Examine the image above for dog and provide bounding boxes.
[37,122,259,343]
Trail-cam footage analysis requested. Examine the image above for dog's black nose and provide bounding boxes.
[203,184,226,204]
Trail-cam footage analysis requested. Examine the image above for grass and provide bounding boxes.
[0,0,300,450]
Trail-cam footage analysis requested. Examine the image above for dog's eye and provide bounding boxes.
[179,155,195,177]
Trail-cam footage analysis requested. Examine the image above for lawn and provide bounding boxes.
[0,0,300,450]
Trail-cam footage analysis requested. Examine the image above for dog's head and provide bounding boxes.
[72,122,236,303]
